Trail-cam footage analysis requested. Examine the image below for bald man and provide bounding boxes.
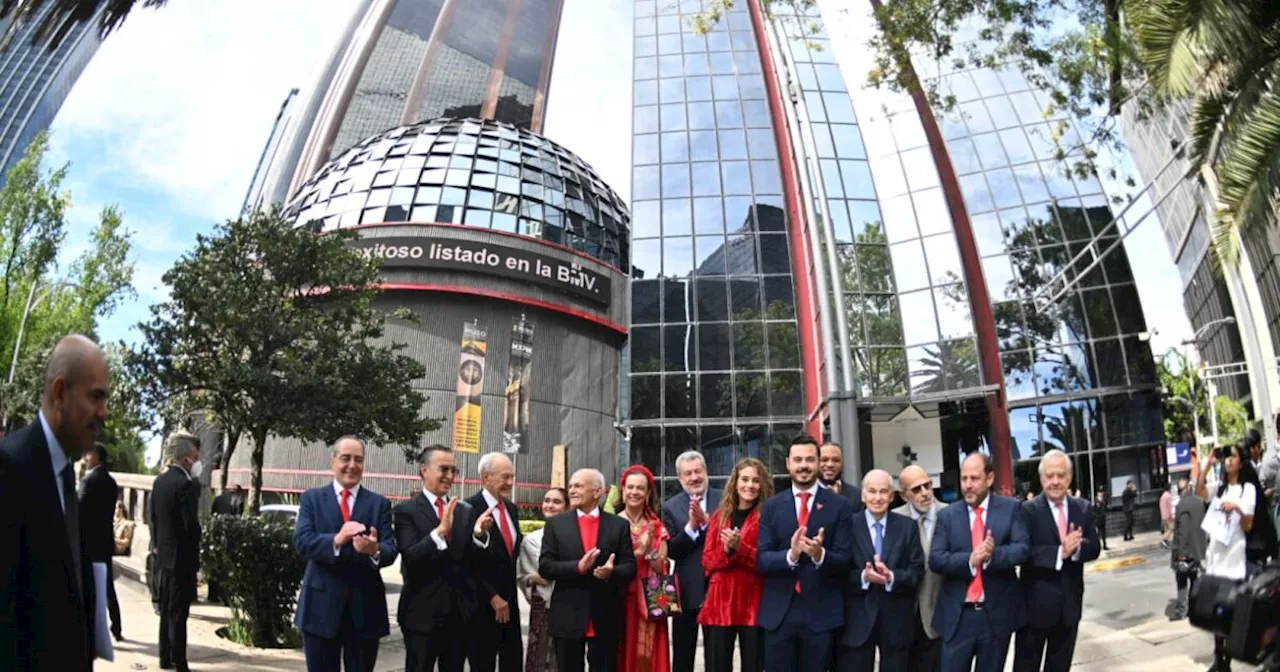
[0,334,109,671]
[836,470,923,672]
[894,466,947,672]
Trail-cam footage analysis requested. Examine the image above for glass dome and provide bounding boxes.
[286,117,631,270]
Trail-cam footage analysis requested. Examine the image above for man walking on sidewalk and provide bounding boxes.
[1170,477,1205,621]
[79,442,122,641]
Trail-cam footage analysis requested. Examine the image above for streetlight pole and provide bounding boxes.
[4,280,82,411]
[1181,316,1236,450]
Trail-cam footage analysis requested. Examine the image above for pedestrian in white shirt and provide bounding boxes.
[1194,442,1258,672]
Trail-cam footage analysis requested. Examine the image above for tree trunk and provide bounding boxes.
[246,429,267,516]
[219,427,241,491]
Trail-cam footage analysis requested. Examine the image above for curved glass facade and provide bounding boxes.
[286,117,630,269]
[628,0,805,494]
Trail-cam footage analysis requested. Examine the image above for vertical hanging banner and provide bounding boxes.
[452,321,487,454]
[502,316,535,454]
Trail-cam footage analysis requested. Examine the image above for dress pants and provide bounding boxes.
[157,567,196,670]
[764,604,835,672]
[469,613,523,672]
[837,617,908,672]
[703,625,763,672]
[1123,511,1135,540]
[302,608,380,672]
[555,636,617,672]
[107,562,122,638]
[404,621,465,672]
[1012,623,1079,672]
[671,607,702,672]
[906,616,942,672]
[940,607,1011,672]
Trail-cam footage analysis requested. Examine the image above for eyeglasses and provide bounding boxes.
[908,481,933,494]
[437,466,458,475]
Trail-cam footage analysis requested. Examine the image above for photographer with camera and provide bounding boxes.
[1171,476,1206,621]
[1194,442,1260,671]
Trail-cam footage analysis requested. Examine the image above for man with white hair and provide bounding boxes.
[662,450,721,672]
[835,469,923,672]
[1012,450,1100,672]
[539,468,637,672]
[466,452,523,672]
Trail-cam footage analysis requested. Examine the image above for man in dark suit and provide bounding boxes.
[839,469,924,672]
[539,467,637,672]
[819,441,864,513]
[1013,449,1100,672]
[466,452,523,672]
[0,334,107,671]
[929,452,1029,672]
[294,436,398,672]
[207,484,245,604]
[79,442,122,641]
[662,449,721,672]
[894,465,947,672]
[394,444,494,672]
[758,434,855,672]
[151,432,204,672]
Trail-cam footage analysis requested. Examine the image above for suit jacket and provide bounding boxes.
[538,509,637,641]
[756,486,854,633]
[293,484,397,640]
[151,465,202,579]
[894,500,947,639]
[1018,495,1100,629]
[1171,493,1207,566]
[78,466,119,563]
[662,488,721,609]
[394,492,487,634]
[699,506,764,627]
[465,491,523,621]
[843,510,924,648]
[211,490,244,517]
[929,494,1029,641]
[0,421,95,671]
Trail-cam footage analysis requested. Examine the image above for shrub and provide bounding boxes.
[518,520,545,536]
[201,515,304,648]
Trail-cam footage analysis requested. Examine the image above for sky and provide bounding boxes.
[44,0,1189,458]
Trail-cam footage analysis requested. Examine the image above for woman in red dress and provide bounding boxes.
[617,465,671,672]
[698,457,773,672]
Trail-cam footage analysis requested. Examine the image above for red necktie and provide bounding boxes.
[577,513,599,637]
[497,503,515,555]
[966,506,985,602]
[339,489,352,523]
[796,491,811,593]
[435,496,446,521]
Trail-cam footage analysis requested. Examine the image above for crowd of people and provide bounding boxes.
[1,333,1275,672]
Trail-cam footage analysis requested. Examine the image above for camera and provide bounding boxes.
[1188,560,1279,669]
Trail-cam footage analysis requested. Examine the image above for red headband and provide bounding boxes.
[620,464,656,490]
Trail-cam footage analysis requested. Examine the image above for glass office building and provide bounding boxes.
[628,0,1166,498]
[0,2,106,182]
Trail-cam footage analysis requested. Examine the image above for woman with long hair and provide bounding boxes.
[517,487,569,672]
[698,457,774,672]
[617,465,671,672]
[1195,442,1260,671]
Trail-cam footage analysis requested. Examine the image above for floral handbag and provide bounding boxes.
[641,572,682,621]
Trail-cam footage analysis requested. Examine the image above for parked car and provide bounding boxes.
[258,504,300,527]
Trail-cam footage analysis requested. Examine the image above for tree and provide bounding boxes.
[1155,347,1251,444]
[98,343,152,474]
[129,207,440,513]
[0,0,168,49]
[0,133,136,427]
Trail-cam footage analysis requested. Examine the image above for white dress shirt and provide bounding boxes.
[38,411,69,512]
[577,507,600,520]
[331,481,380,565]
[860,509,895,591]
[787,484,826,568]
[424,489,491,551]
[481,489,517,548]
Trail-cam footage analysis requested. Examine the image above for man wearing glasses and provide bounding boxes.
[894,465,947,672]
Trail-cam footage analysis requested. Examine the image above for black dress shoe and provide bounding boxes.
[111,630,122,642]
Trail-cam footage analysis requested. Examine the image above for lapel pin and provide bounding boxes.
[816,503,825,511]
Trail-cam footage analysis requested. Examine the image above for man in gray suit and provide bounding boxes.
[895,465,946,672]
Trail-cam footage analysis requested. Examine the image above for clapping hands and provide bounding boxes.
[1061,524,1083,559]
[720,526,742,553]
[863,554,892,585]
[352,526,379,556]
[788,526,825,563]
[970,531,994,569]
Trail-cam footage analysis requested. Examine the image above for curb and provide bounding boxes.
[1098,540,1164,561]
[1087,555,1147,572]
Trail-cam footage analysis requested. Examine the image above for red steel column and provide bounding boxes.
[747,0,824,439]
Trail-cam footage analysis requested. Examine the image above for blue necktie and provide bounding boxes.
[873,521,884,557]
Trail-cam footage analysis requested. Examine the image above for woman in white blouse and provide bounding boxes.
[1196,442,1259,672]
[518,487,568,672]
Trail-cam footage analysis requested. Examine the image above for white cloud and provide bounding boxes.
[50,0,351,221]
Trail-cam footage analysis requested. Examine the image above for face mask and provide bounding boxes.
[189,460,204,479]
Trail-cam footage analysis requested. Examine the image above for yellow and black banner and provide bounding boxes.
[452,322,487,454]
[502,317,534,454]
